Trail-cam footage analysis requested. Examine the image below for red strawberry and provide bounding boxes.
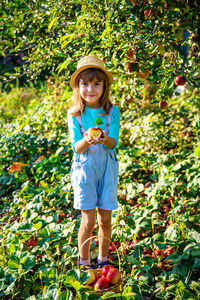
[27,238,37,247]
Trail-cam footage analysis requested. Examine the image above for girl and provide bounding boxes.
[68,55,120,269]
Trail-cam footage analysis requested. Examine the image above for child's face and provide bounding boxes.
[79,77,104,108]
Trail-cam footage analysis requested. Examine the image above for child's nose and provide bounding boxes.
[87,83,94,91]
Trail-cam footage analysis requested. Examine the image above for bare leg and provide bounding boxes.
[78,209,96,260]
[97,208,112,257]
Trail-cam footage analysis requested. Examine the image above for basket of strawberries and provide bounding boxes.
[78,235,122,295]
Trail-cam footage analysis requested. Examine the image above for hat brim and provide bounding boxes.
[70,65,113,89]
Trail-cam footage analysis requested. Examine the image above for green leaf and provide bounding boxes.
[68,280,82,291]
[66,269,80,282]
[21,255,35,271]
[58,290,73,300]
[122,285,140,297]
[8,257,20,269]
[101,292,121,299]
[32,222,43,231]
[57,59,72,74]
[164,225,180,241]
[56,51,68,58]
[48,17,59,32]
[95,118,104,126]
[194,143,200,158]
[141,256,154,267]
[8,243,16,254]
[127,255,139,265]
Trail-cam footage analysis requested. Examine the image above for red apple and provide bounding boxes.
[94,277,109,291]
[175,76,186,86]
[126,48,134,59]
[159,100,168,109]
[126,62,135,73]
[144,8,153,19]
[138,68,149,79]
[87,127,103,140]
[102,264,113,277]
[106,268,121,285]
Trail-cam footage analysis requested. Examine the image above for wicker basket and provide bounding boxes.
[78,235,122,295]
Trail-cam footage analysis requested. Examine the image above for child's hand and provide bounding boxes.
[84,131,108,145]
[84,131,101,145]
[84,132,93,144]
[98,131,109,144]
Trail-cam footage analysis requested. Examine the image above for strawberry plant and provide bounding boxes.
[0,86,200,298]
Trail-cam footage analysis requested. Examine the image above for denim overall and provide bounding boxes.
[71,106,119,211]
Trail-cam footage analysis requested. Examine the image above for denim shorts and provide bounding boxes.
[71,144,119,211]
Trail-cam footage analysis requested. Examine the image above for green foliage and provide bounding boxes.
[0,85,200,299]
[1,1,200,297]
[1,0,200,97]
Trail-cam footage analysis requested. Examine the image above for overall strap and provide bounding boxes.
[76,105,114,134]
[105,105,114,132]
[75,115,86,134]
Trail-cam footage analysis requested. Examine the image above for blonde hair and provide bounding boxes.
[70,68,112,116]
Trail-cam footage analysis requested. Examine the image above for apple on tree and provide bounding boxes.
[175,76,186,86]
[144,8,153,19]
[126,62,136,73]
[159,100,168,109]
[126,48,134,59]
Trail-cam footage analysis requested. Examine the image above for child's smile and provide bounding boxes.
[79,78,104,108]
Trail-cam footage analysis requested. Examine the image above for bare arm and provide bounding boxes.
[74,137,90,154]
[99,131,116,149]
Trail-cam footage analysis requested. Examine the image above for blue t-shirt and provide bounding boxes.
[68,105,120,152]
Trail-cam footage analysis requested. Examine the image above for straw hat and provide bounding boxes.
[70,55,113,88]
